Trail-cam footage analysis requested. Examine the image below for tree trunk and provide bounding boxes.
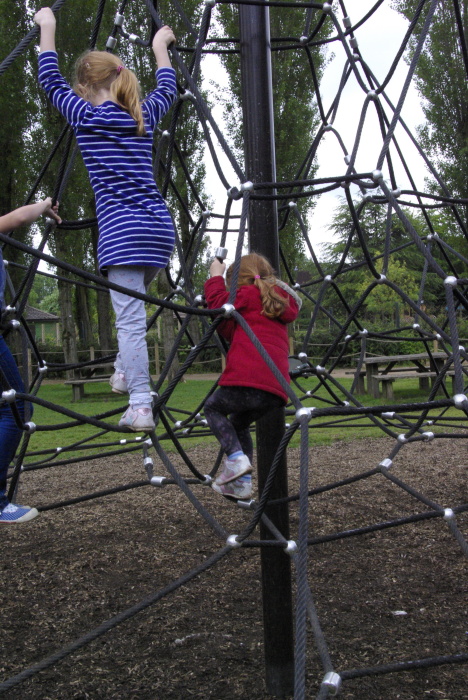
[158,273,180,381]
[54,235,79,378]
[75,283,92,346]
[90,212,113,356]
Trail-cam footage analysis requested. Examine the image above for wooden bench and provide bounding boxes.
[64,375,112,402]
[372,371,457,400]
[344,370,366,394]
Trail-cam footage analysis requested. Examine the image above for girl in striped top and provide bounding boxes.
[35,7,178,432]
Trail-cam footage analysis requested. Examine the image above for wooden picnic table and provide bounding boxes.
[363,352,447,398]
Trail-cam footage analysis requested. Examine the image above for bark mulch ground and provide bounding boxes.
[2,436,467,699]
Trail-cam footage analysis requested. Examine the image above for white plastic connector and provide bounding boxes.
[422,431,434,441]
[227,534,241,548]
[443,508,455,521]
[106,36,117,49]
[453,393,467,408]
[2,389,16,403]
[150,476,167,487]
[24,421,36,434]
[397,434,408,443]
[444,276,458,287]
[372,169,383,182]
[128,33,139,44]
[295,407,313,420]
[321,671,342,695]
[222,303,235,318]
[114,12,124,26]
[379,458,393,471]
[239,181,253,192]
[284,540,298,555]
[180,90,194,101]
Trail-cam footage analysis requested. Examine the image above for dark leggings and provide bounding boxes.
[204,386,284,461]
[0,334,26,495]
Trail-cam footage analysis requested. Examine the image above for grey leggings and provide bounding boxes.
[108,266,159,406]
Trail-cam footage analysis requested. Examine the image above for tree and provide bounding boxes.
[215,4,332,268]
[393,0,468,227]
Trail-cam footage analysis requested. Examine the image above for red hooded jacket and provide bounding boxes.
[204,275,299,403]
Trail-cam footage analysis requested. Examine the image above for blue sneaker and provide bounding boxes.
[0,501,39,524]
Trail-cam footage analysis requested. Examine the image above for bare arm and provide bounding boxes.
[0,199,61,233]
[34,7,57,53]
[152,25,176,69]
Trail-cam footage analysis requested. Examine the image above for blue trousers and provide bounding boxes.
[0,334,25,494]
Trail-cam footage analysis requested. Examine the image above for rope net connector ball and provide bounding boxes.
[299,35,308,45]
[150,476,167,487]
[372,169,383,183]
[227,534,241,548]
[295,407,314,421]
[202,475,212,485]
[24,421,36,434]
[204,0,216,6]
[321,671,342,696]
[2,388,16,403]
[453,394,468,408]
[444,508,455,521]
[221,303,235,318]
[379,458,393,471]
[422,431,434,441]
[106,36,117,50]
[180,90,194,102]
[240,181,254,192]
[38,364,48,374]
[444,276,458,287]
[215,247,228,262]
[113,12,124,27]
[377,274,386,283]
[397,434,408,443]
[284,540,298,555]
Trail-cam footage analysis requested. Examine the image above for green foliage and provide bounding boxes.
[215,4,332,269]
[393,0,468,227]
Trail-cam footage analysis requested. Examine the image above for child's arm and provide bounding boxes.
[0,199,61,233]
[152,26,176,69]
[34,7,57,53]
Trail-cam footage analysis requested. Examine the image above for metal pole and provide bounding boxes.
[239,6,295,696]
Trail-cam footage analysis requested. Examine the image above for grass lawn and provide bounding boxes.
[23,376,462,464]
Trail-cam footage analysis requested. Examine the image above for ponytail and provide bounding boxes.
[226,252,289,319]
[74,51,146,136]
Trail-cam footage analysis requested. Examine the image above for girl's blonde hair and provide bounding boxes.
[74,51,146,136]
[226,252,288,319]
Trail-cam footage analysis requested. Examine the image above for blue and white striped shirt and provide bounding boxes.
[38,51,177,271]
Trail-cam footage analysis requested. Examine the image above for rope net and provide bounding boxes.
[0,0,467,698]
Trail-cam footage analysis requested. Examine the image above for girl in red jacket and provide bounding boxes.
[204,253,300,500]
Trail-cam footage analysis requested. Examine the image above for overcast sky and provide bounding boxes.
[202,2,428,260]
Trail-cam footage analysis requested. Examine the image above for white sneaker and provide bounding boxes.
[119,406,155,432]
[215,454,252,485]
[212,477,252,500]
[109,372,127,394]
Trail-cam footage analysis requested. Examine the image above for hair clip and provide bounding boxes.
[116,65,125,74]
[254,275,261,279]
